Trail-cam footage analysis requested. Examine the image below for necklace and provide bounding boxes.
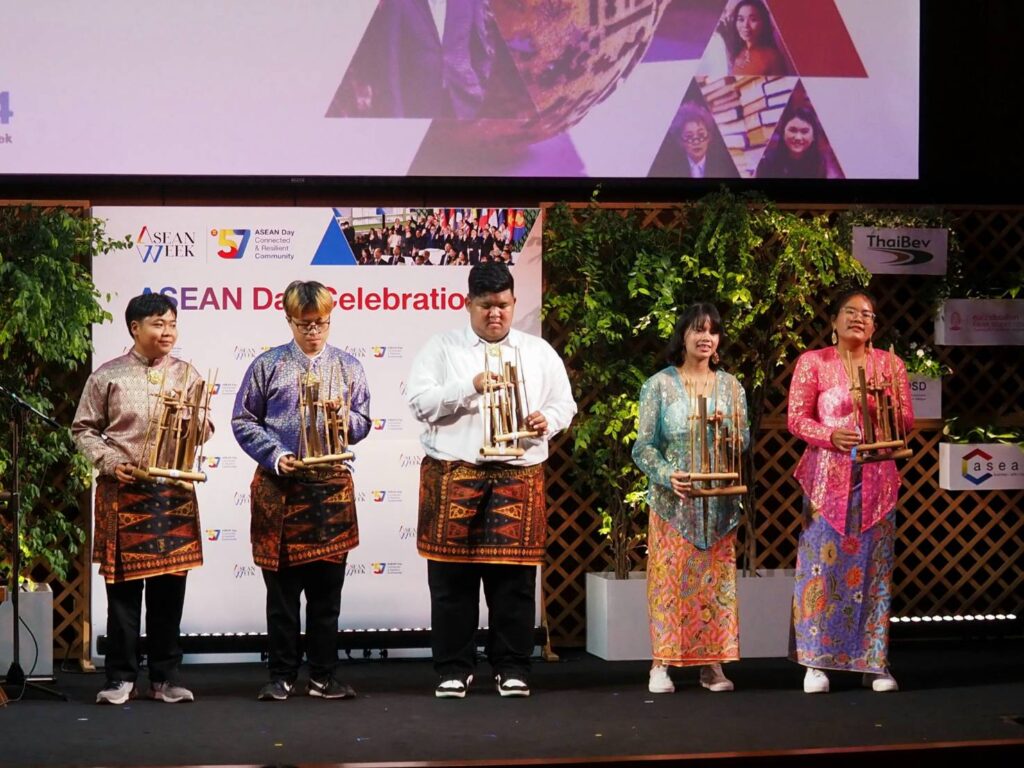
[678,367,714,400]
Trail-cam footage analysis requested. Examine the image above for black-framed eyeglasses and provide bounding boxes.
[290,318,331,334]
[681,132,709,145]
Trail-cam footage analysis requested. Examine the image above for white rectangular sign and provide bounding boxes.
[908,375,942,419]
[939,442,1024,491]
[935,299,1024,346]
[851,227,948,275]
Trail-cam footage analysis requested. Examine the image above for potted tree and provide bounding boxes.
[0,204,129,676]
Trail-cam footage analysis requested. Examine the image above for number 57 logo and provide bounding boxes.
[211,228,251,259]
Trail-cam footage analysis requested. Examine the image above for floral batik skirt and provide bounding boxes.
[790,466,894,673]
[647,511,739,667]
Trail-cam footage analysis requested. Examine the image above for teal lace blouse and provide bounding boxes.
[632,367,750,549]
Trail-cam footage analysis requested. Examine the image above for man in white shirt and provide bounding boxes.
[407,263,576,699]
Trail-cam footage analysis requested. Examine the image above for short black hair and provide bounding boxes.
[468,262,514,298]
[125,293,176,334]
[664,303,724,366]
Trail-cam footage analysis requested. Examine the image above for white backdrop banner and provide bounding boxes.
[89,206,542,661]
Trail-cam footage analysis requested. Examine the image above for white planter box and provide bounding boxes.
[908,375,942,419]
[738,569,795,658]
[939,442,1024,490]
[585,571,651,661]
[0,583,54,678]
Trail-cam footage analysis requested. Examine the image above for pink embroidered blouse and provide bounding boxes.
[787,347,914,534]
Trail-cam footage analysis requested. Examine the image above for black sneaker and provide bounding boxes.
[257,679,294,701]
[434,674,473,699]
[307,676,356,699]
[495,674,530,697]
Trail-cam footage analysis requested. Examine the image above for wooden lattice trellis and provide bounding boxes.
[542,203,1024,647]
[8,202,1023,659]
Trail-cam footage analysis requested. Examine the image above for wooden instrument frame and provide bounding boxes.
[847,346,913,465]
[295,361,354,467]
[684,379,747,498]
[480,345,537,458]
[132,364,216,489]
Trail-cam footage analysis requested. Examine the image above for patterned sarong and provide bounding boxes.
[93,476,203,583]
[790,465,894,673]
[417,456,547,565]
[250,464,358,571]
[647,513,739,666]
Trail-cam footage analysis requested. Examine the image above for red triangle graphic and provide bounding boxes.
[768,0,867,77]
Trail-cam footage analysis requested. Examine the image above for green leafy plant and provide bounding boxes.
[544,189,869,578]
[942,417,1024,448]
[0,205,130,586]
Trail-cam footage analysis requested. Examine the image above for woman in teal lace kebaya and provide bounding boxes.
[633,304,749,694]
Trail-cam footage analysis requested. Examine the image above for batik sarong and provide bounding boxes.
[647,512,739,666]
[93,476,203,583]
[417,456,547,565]
[250,464,358,571]
[790,465,893,673]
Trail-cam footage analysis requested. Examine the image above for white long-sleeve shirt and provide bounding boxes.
[406,325,576,465]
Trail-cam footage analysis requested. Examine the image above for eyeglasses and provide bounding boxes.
[681,132,709,145]
[290,318,331,334]
[841,308,876,321]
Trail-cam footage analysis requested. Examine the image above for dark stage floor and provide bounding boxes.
[2,639,1023,768]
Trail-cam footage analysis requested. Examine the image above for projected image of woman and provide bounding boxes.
[756,106,843,179]
[720,0,790,77]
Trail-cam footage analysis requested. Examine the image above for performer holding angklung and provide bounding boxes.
[787,289,913,694]
[73,293,214,705]
[632,303,749,695]
[232,281,370,702]
[407,262,576,698]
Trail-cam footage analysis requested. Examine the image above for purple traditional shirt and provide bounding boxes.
[787,347,914,535]
[231,340,371,471]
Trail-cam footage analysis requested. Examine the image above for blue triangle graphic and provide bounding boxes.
[311,219,357,265]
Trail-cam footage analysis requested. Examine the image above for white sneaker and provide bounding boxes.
[803,667,829,694]
[863,669,899,692]
[150,681,195,703]
[648,665,675,693]
[699,663,734,692]
[96,680,135,705]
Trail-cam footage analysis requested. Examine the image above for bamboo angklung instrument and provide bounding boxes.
[133,364,216,488]
[847,346,913,464]
[686,378,746,498]
[296,360,354,466]
[480,345,537,457]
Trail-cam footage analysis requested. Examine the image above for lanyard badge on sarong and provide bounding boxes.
[844,346,913,465]
[296,361,353,467]
[480,344,536,459]
[133,363,216,489]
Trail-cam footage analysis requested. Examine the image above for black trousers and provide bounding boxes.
[427,560,536,679]
[104,573,188,684]
[262,560,345,683]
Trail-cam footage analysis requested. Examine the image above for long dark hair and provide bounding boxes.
[720,0,778,61]
[664,303,724,366]
[757,106,828,179]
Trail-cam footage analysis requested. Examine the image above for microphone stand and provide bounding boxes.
[0,384,68,700]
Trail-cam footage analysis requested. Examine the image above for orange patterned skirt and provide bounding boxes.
[647,513,739,666]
